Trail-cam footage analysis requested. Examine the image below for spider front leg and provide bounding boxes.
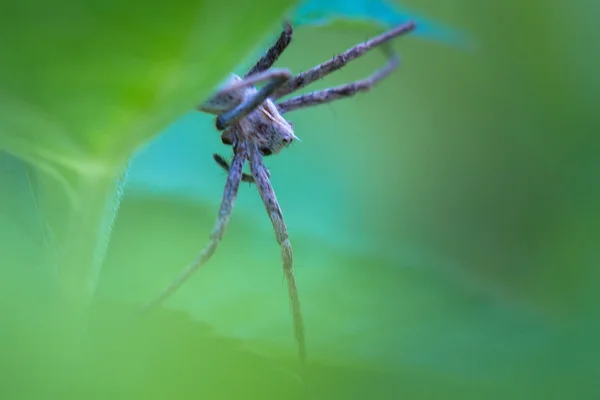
[277,53,400,114]
[248,145,306,364]
[271,21,416,99]
[143,140,248,312]
[245,20,293,77]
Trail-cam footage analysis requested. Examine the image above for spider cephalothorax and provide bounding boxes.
[145,20,417,365]
[211,74,298,156]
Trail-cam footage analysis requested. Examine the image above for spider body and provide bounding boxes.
[235,96,297,156]
[202,73,298,155]
[145,20,417,366]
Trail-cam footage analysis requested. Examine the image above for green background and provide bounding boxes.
[1,0,598,398]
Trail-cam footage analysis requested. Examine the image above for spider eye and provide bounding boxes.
[283,137,292,144]
[259,147,273,156]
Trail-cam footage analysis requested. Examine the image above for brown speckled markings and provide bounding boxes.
[145,20,417,367]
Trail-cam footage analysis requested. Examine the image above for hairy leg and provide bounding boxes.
[143,141,248,312]
[271,21,416,99]
[276,54,399,114]
[215,69,291,130]
[245,20,293,77]
[248,145,306,364]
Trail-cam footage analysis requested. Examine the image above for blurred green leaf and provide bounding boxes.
[97,195,594,399]
[0,0,295,308]
[0,0,294,169]
[0,0,297,391]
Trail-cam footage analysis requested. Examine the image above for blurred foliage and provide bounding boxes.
[293,0,470,47]
[2,0,600,399]
[0,0,295,310]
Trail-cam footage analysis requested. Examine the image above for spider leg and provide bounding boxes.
[245,20,293,77]
[215,69,291,130]
[248,145,306,364]
[213,153,255,183]
[276,53,399,114]
[143,141,248,312]
[271,21,416,100]
[199,69,291,115]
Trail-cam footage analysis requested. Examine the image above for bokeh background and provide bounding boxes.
[1,0,598,398]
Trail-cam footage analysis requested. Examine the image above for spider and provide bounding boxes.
[144,20,417,364]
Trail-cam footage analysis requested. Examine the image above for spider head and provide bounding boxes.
[256,99,298,156]
[219,95,298,156]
